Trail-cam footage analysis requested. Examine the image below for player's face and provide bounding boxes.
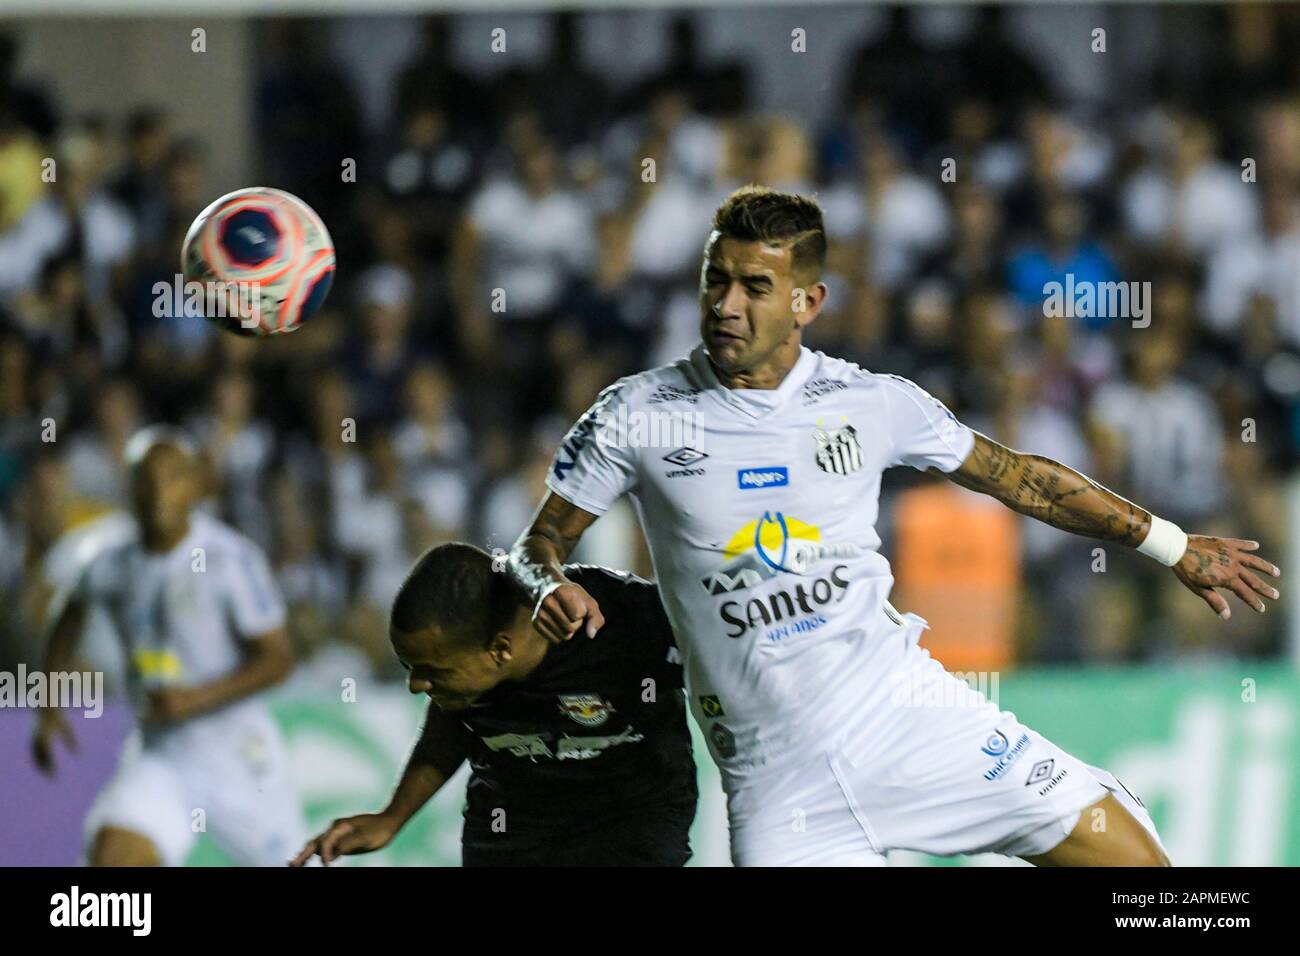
[699,234,808,375]
[391,627,501,712]
[129,445,198,542]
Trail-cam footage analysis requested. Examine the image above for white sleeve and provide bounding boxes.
[224,540,288,639]
[880,374,976,473]
[544,381,639,517]
[69,549,110,605]
[45,554,97,633]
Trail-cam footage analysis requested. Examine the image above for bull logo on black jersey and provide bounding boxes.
[813,421,864,475]
[557,693,614,727]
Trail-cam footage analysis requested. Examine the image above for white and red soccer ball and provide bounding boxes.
[181,187,335,336]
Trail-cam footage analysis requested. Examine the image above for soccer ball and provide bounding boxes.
[180,186,335,336]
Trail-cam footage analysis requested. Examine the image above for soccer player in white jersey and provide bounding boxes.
[509,185,1283,867]
[32,426,308,866]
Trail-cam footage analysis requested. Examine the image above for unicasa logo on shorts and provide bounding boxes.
[700,511,856,639]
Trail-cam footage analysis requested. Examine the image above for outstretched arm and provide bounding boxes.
[31,593,88,774]
[144,627,295,724]
[509,492,606,643]
[291,702,467,866]
[935,432,1281,620]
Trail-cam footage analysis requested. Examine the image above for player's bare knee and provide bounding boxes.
[1133,832,1172,867]
[90,826,161,867]
[1104,797,1171,866]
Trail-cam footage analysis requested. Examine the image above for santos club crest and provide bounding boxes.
[813,421,864,476]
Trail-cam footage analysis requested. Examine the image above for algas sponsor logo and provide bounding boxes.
[737,466,788,489]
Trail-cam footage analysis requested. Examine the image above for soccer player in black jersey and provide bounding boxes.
[291,542,697,867]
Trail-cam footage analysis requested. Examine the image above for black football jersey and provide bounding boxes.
[458,564,697,843]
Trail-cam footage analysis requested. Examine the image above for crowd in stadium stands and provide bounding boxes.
[1,7,1297,690]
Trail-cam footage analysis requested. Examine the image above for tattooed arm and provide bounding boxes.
[933,432,1282,620]
[509,492,607,643]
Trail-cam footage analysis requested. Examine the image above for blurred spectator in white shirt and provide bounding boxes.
[272,473,348,622]
[394,361,474,536]
[456,131,596,343]
[1122,111,1259,262]
[1202,182,1300,347]
[1089,329,1227,524]
[187,369,276,548]
[64,378,141,509]
[392,360,471,470]
[862,134,950,289]
[0,126,135,306]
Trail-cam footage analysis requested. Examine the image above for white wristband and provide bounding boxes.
[1137,515,1188,567]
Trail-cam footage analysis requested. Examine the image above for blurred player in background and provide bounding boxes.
[31,426,307,866]
[292,542,696,866]
[511,185,1283,867]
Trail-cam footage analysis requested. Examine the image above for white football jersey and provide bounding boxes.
[546,344,976,780]
[75,510,287,738]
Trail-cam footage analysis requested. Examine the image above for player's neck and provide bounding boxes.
[710,339,803,390]
[140,517,191,553]
[508,608,552,681]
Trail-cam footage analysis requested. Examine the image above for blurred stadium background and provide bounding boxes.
[2,0,1299,866]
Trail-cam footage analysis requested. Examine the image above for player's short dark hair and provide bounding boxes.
[390,542,529,646]
[711,185,827,282]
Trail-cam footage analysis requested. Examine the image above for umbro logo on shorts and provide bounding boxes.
[1025,759,1055,786]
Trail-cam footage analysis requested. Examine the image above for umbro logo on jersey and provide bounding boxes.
[663,447,707,467]
[663,447,708,477]
[814,422,864,475]
[737,467,788,489]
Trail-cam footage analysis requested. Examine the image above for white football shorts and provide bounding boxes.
[725,613,1165,866]
[84,704,308,867]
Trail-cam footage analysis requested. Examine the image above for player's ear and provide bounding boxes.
[785,278,826,330]
[488,632,513,665]
[792,280,827,330]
